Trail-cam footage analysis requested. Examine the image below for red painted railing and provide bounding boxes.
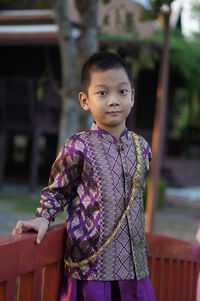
[147,233,200,301]
[0,224,199,301]
[0,224,66,301]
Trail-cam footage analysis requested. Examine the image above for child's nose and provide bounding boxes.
[108,94,120,105]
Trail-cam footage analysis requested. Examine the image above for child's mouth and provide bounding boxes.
[106,111,122,114]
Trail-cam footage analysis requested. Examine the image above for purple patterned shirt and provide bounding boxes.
[35,123,152,281]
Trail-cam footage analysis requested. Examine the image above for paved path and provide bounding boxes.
[166,186,200,202]
[154,201,199,242]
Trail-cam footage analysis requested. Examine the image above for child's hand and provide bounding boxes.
[196,224,200,244]
[12,217,49,244]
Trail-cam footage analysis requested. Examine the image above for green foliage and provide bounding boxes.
[170,88,190,139]
[100,35,159,78]
[0,194,65,220]
[124,46,158,77]
[144,177,168,209]
[140,0,175,22]
[0,194,38,214]
[191,1,200,35]
[35,0,50,8]
[192,32,200,41]
[142,30,200,95]
[170,32,200,93]
[140,8,156,22]
[124,12,135,34]
[100,32,138,41]
[167,32,200,150]
[191,0,200,17]
[102,0,111,4]
[189,93,200,127]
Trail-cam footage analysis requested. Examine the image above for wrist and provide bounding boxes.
[33,216,50,227]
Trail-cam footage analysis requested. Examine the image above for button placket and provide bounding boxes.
[120,145,136,270]
[119,145,130,200]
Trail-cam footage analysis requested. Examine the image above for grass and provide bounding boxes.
[0,193,39,214]
[0,192,65,221]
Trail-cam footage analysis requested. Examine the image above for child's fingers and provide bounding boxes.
[12,220,27,235]
[12,219,38,235]
[36,222,49,244]
[196,227,200,244]
[12,218,49,244]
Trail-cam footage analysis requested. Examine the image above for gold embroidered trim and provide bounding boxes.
[64,132,142,268]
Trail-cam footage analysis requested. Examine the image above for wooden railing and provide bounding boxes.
[0,224,66,301]
[0,224,199,301]
[147,233,200,301]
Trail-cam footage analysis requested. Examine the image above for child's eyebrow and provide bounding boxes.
[94,81,129,88]
[118,81,130,86]
[94,84,107,88]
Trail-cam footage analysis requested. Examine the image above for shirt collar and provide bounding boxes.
[90,122,130,144]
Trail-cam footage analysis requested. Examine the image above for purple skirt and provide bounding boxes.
[59,276,156,301]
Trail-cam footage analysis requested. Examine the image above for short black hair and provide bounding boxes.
[81,52,133,94]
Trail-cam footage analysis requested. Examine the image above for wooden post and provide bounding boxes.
[145,10,171,233]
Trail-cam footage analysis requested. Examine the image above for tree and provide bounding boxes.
[55,0,99,149]
[139,0,175,232]
[0,0,99,149]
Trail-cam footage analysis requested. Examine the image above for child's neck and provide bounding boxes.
[96,123,126,143]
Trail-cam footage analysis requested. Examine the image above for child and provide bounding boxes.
[12,52,156,301]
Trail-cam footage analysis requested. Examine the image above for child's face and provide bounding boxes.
[79,68,134,132]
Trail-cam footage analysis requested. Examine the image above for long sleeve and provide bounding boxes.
[139,136,152,177]
[35,138,83,223]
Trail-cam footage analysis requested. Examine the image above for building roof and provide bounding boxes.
[0,1,162,46]
[0,9,54,23]
[0,9,82,45]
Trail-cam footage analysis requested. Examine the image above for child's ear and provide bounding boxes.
[79,92,89,111]
[131,89,135,107]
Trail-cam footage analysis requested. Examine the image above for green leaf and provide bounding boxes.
[140,8,157,21]
[102,0,111,4]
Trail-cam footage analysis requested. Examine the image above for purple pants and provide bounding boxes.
[59,276,156,301]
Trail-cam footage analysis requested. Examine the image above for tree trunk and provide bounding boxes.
[54,0,99,150]
[145,10,171,233]
[75,0,99,130]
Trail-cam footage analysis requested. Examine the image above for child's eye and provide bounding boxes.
[97,91,107,96]
[119,89,128,94]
